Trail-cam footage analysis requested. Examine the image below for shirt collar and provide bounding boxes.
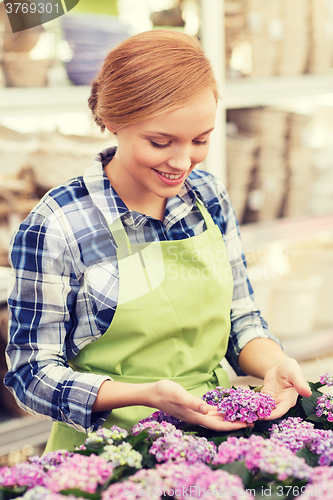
[83,147,201,228]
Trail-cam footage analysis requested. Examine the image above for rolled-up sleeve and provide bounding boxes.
[211,177,282,376]
[5,211,111,433]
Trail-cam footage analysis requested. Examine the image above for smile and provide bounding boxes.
[157,171,184,180]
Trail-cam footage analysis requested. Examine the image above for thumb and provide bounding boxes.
[186,394,211,415]
[292,374,312,398]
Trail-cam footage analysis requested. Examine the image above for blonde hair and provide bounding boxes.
[88,30,219,132]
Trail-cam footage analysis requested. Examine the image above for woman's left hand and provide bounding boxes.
[260,358,312,419]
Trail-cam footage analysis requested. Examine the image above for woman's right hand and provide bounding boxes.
[93,378,251,431]
[149,379,252,431]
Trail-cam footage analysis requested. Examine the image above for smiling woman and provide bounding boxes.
[5,30,311,453]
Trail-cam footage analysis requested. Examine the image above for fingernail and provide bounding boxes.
[199,404,208,414]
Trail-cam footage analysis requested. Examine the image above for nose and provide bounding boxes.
[167,147,192,171]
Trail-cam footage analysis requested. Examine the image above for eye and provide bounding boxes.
[150,140,171,149]
[193,139,208,146]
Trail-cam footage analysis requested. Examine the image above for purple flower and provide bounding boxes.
[308,429,333,466]
[44,453,113,494]
[316,393,333,422]
[0,462,46,489]
[135,410,187,429]
[102,461,254,500]
[29,450,74,471]
[149,430,216,464]
[310,465,333,484]
[269,417,333,466]
[319,373,333,387]
[203,387,276,423]
[130,420,178,438]
[212,434,311,481]
[269,417,318,453]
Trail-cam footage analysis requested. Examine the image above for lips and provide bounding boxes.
[153,169,187,185]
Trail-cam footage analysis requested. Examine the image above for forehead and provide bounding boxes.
[134,90,217,137]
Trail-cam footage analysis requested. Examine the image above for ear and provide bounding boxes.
[103,121,117,134]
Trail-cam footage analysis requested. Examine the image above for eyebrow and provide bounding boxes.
[144,127,215,138]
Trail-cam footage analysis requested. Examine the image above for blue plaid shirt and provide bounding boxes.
[5,147,281,433]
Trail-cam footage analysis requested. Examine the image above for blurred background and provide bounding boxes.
[0,0,333,466]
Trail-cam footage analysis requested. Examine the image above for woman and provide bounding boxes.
[5,30,311,452]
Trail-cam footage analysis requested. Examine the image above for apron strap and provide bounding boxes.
[109,216,132,255]
[195,198,216,231]
[108,199,216,252]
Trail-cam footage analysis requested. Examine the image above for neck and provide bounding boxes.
[105,160,167,222]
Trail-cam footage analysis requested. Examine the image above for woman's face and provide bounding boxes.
[106,89,217,207]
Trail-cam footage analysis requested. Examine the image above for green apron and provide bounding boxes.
[45,201,234,452]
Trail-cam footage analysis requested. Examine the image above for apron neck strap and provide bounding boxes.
[109,216,131,252]
[109,199,215,250]
[195,198,216,230]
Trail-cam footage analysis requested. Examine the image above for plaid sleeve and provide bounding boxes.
[210,176,283,376]
[5,210,111,433]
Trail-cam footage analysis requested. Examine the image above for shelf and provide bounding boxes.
[1,72,333,116]
[0,415,52,456]
[224,72,333,109]
[0,85,91,116]
[240,213,333,252]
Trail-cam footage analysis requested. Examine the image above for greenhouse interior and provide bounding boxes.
[0,0,332,498]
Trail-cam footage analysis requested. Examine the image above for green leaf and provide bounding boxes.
[214,461,250,487]
[308,381,324,391]
[0,486,27,500]
[306,413,326,423]
[301,391,321,418]
[253,385,264,392]
[60,489,100,499]
[296,448,319,467]
[126,430,150,448]
[105,465,130,486]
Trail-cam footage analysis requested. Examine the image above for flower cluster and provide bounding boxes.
[2,378,333,500]
[17,486,86,500]
[269,417,318,453]
[131,419,178,439]
[212,434,311,481]
[308,430,333,466]
[44,453,113,493]
[269,417,333,466]
[0,462,46,489]
[79,426,129,451]
[149,429,217,464]
[316,393,333,422]
[203,386,276,423]
[311,465,333,484]
[29,450,74,471]
[102,461,254,500]
[136,410,187,429]
[320,373,333,387]
[100,442,142,469]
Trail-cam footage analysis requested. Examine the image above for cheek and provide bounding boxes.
[192,147,209,165]
[133,145,167,167]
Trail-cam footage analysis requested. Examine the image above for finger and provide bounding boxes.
[264,400,291,420]
[182,393,211,415]
[198,415,253,431]
[292,376,312,398]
